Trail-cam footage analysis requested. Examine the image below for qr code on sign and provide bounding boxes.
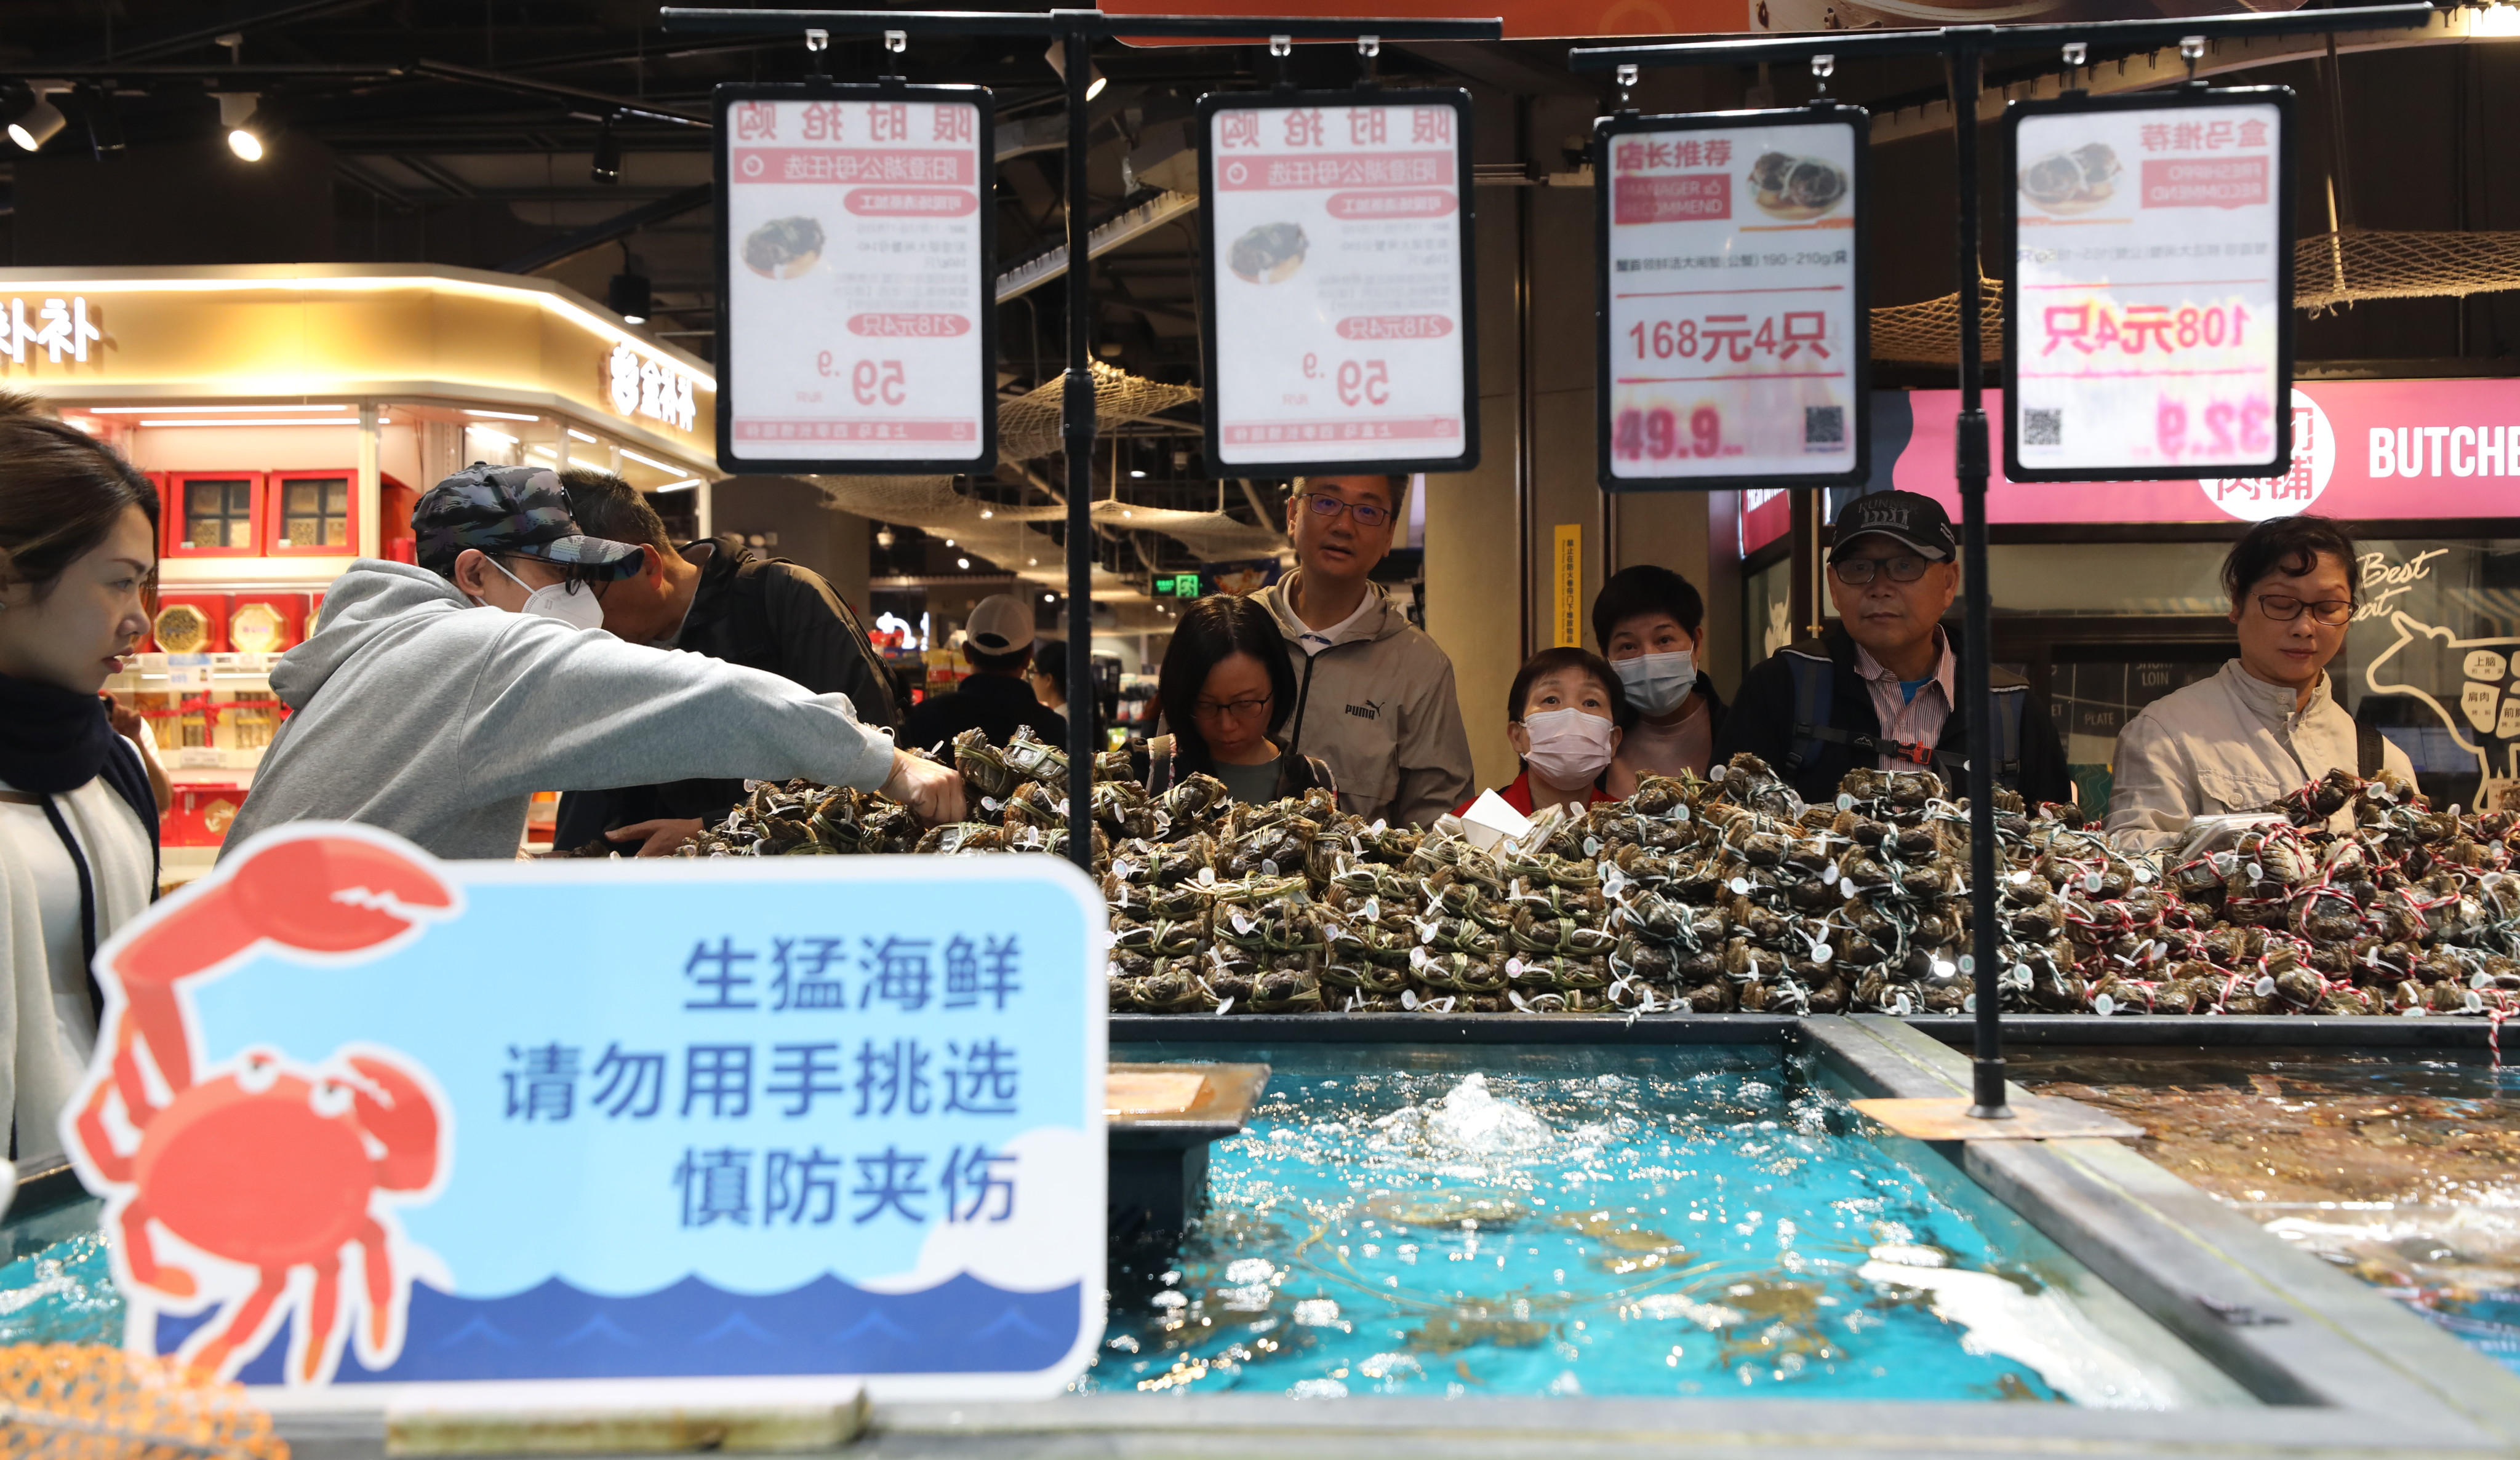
[1804,405,1844,446]
[2023,409,2062,446]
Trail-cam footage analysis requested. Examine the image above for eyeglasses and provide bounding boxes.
[2256,593,2353,627]
[1300,492,1393,529]
[1830,554,1933,586]
[1193,693,1273,723]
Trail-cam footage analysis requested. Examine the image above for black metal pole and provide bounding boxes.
[1062,21,1097,873]
[1947,39,2008,1120]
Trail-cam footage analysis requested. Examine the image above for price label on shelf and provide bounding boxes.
[1198,89,1478,475]
[1595,106,1870,492]
[2004,89,2294,481]
[716,84,995,474]
[166,654,213,692]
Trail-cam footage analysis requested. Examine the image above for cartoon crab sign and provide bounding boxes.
[60,821,1106,1410]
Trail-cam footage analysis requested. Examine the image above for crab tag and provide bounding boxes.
[1838,794,1855,812]
[2246,863,2264,882]
[1362,897,1380,922]
[1891,992,1913,1016]
[1505,957,1524,977]
[2083,872,2103,893]
[2133,866,2154,884]
[2253,975,2276,997]
[1822,863,1839,885]
[1198,867,1217,886]
[1582,837,1600,857]
[1261,858,1279,876]
[1812,944,1833,965]
[1111,858,1136,881]
[1729,876,1750,896]
[2094,992,2117,1016]
[1673,804,1690,824]
[1708,765,1727,782]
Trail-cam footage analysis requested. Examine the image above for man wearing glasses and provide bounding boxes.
[1249,474,1473,829]
[2108,514,2410,850]
[1713,490,2070,807]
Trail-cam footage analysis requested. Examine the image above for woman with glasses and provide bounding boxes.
[0,389,164,1162]
[1141,594,1334,806]
[2107,514,2411,850]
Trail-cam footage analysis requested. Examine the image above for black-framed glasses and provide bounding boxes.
[2256,593,2352,627]
[1301,492,1393,529]
[1830,554,1932,586]
[1193,693,1273,723]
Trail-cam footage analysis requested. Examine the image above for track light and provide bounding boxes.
[216,92,265,162]
[591,113,622,185]
[7,89,66,153]
[607,271,652,325]
[1043,41,1108,101]
[875,526,896,549]
[78,85,123,159]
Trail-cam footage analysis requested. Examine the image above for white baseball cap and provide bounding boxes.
[964,593,1036,655]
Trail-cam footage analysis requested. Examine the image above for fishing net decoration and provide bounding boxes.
[1872,230,2520,363]
[805,364,1280,579]
[0,1343,287,1460]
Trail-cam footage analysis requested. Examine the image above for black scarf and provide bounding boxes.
[0,671,116,794]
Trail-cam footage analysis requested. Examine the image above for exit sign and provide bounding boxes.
[1151,573,1204,599]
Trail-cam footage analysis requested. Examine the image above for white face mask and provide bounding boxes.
[481,555,607,633]
[1615,650,1697,717]
[1521,707,1618,787]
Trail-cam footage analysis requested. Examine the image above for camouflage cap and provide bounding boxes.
[412,463,647,580]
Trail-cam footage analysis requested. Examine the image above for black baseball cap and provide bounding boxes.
[1829,490,1956,563]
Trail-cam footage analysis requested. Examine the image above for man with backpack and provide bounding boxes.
[552,470,904,855]
[1711,490,2071,807]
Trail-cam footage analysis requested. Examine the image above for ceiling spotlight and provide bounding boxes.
[215,92,266,162]
[7,89,67,153]
[875,526,896,549]
[607,270,652,325]
[1043,40,1108,101]
[945,538,956,547]
[78,86,124,159]
[591,112,622,185]
[957,557,972,570]
[1129,469,1147,479]
[1044,593,1056,603]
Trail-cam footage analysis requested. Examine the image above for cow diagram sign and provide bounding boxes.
[62,825,1105,1410]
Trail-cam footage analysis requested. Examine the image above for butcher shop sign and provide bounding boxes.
[60,823,1106,1411]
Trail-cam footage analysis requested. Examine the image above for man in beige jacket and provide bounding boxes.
[2107,514,2412,852]
[1249,474,1473,828]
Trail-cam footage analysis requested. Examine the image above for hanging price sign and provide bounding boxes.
[2003,87,2295,481]
[714,84,996,474]
[1594,105,1870,492]
[1197,89,1479,476]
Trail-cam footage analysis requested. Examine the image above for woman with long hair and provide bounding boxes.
[0,390,163,1160]
[1143,594,1333,805]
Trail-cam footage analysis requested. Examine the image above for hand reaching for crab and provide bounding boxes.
[606,818,707,857]
[881,748,967,826]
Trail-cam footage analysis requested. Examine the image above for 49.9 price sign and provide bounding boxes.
[1197,89,1478,475]
[1594,106,1870,491]
[714,84,996,475]
[2003,88,2295,482]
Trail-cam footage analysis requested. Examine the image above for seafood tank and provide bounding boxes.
[2014,1045,2520,1373]
[1089,1040,2252,1406]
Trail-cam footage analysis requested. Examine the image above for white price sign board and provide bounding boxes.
[2004,89,2294,481]
[1595,107,1870,491]
[1198,89,1478,474]
[716,85,995,474]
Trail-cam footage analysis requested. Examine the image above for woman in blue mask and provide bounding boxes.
[1593,565,1727,791]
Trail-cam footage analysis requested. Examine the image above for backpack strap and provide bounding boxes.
[1781,649,1850,775]
[2355,717,2384,779]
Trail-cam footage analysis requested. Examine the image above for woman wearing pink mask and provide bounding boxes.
[1457,647,1631,818]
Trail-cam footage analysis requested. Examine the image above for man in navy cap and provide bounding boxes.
[1711,489,2070,806]
[224,463,962,860]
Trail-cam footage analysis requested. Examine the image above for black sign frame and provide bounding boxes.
[712,81,998,476]
[1591,103,1872,494]
[1193,86,1480,479]
[2000,85,2296,484]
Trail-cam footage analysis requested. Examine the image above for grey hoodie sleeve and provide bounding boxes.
[1390,653,1475,831]
[455,617,900,803]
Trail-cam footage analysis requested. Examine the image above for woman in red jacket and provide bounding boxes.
[1457,647,1630,820]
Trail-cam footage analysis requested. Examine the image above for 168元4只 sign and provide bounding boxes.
[1595,107,1870,490]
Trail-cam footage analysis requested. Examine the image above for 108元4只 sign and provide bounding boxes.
[715,84,996,475]
[1594,107,1870,491]
[2004,88,2295,481]
[1198,89,1478,475]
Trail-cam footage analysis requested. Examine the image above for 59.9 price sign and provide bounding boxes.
[2002,87,2295,481]
[1197,88,1478,476]
[714,83,996,474]
[1594,106,1870,492]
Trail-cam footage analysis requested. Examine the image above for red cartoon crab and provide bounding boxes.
[66,829,457,1384]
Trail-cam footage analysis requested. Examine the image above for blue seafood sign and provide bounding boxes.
[60,823,1107,1409]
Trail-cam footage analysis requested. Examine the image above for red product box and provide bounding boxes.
[165,784,248,848]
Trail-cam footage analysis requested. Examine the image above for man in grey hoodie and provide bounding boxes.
[223,465,962,861]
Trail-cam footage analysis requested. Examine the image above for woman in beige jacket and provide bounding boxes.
[2106,514,2412,852]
